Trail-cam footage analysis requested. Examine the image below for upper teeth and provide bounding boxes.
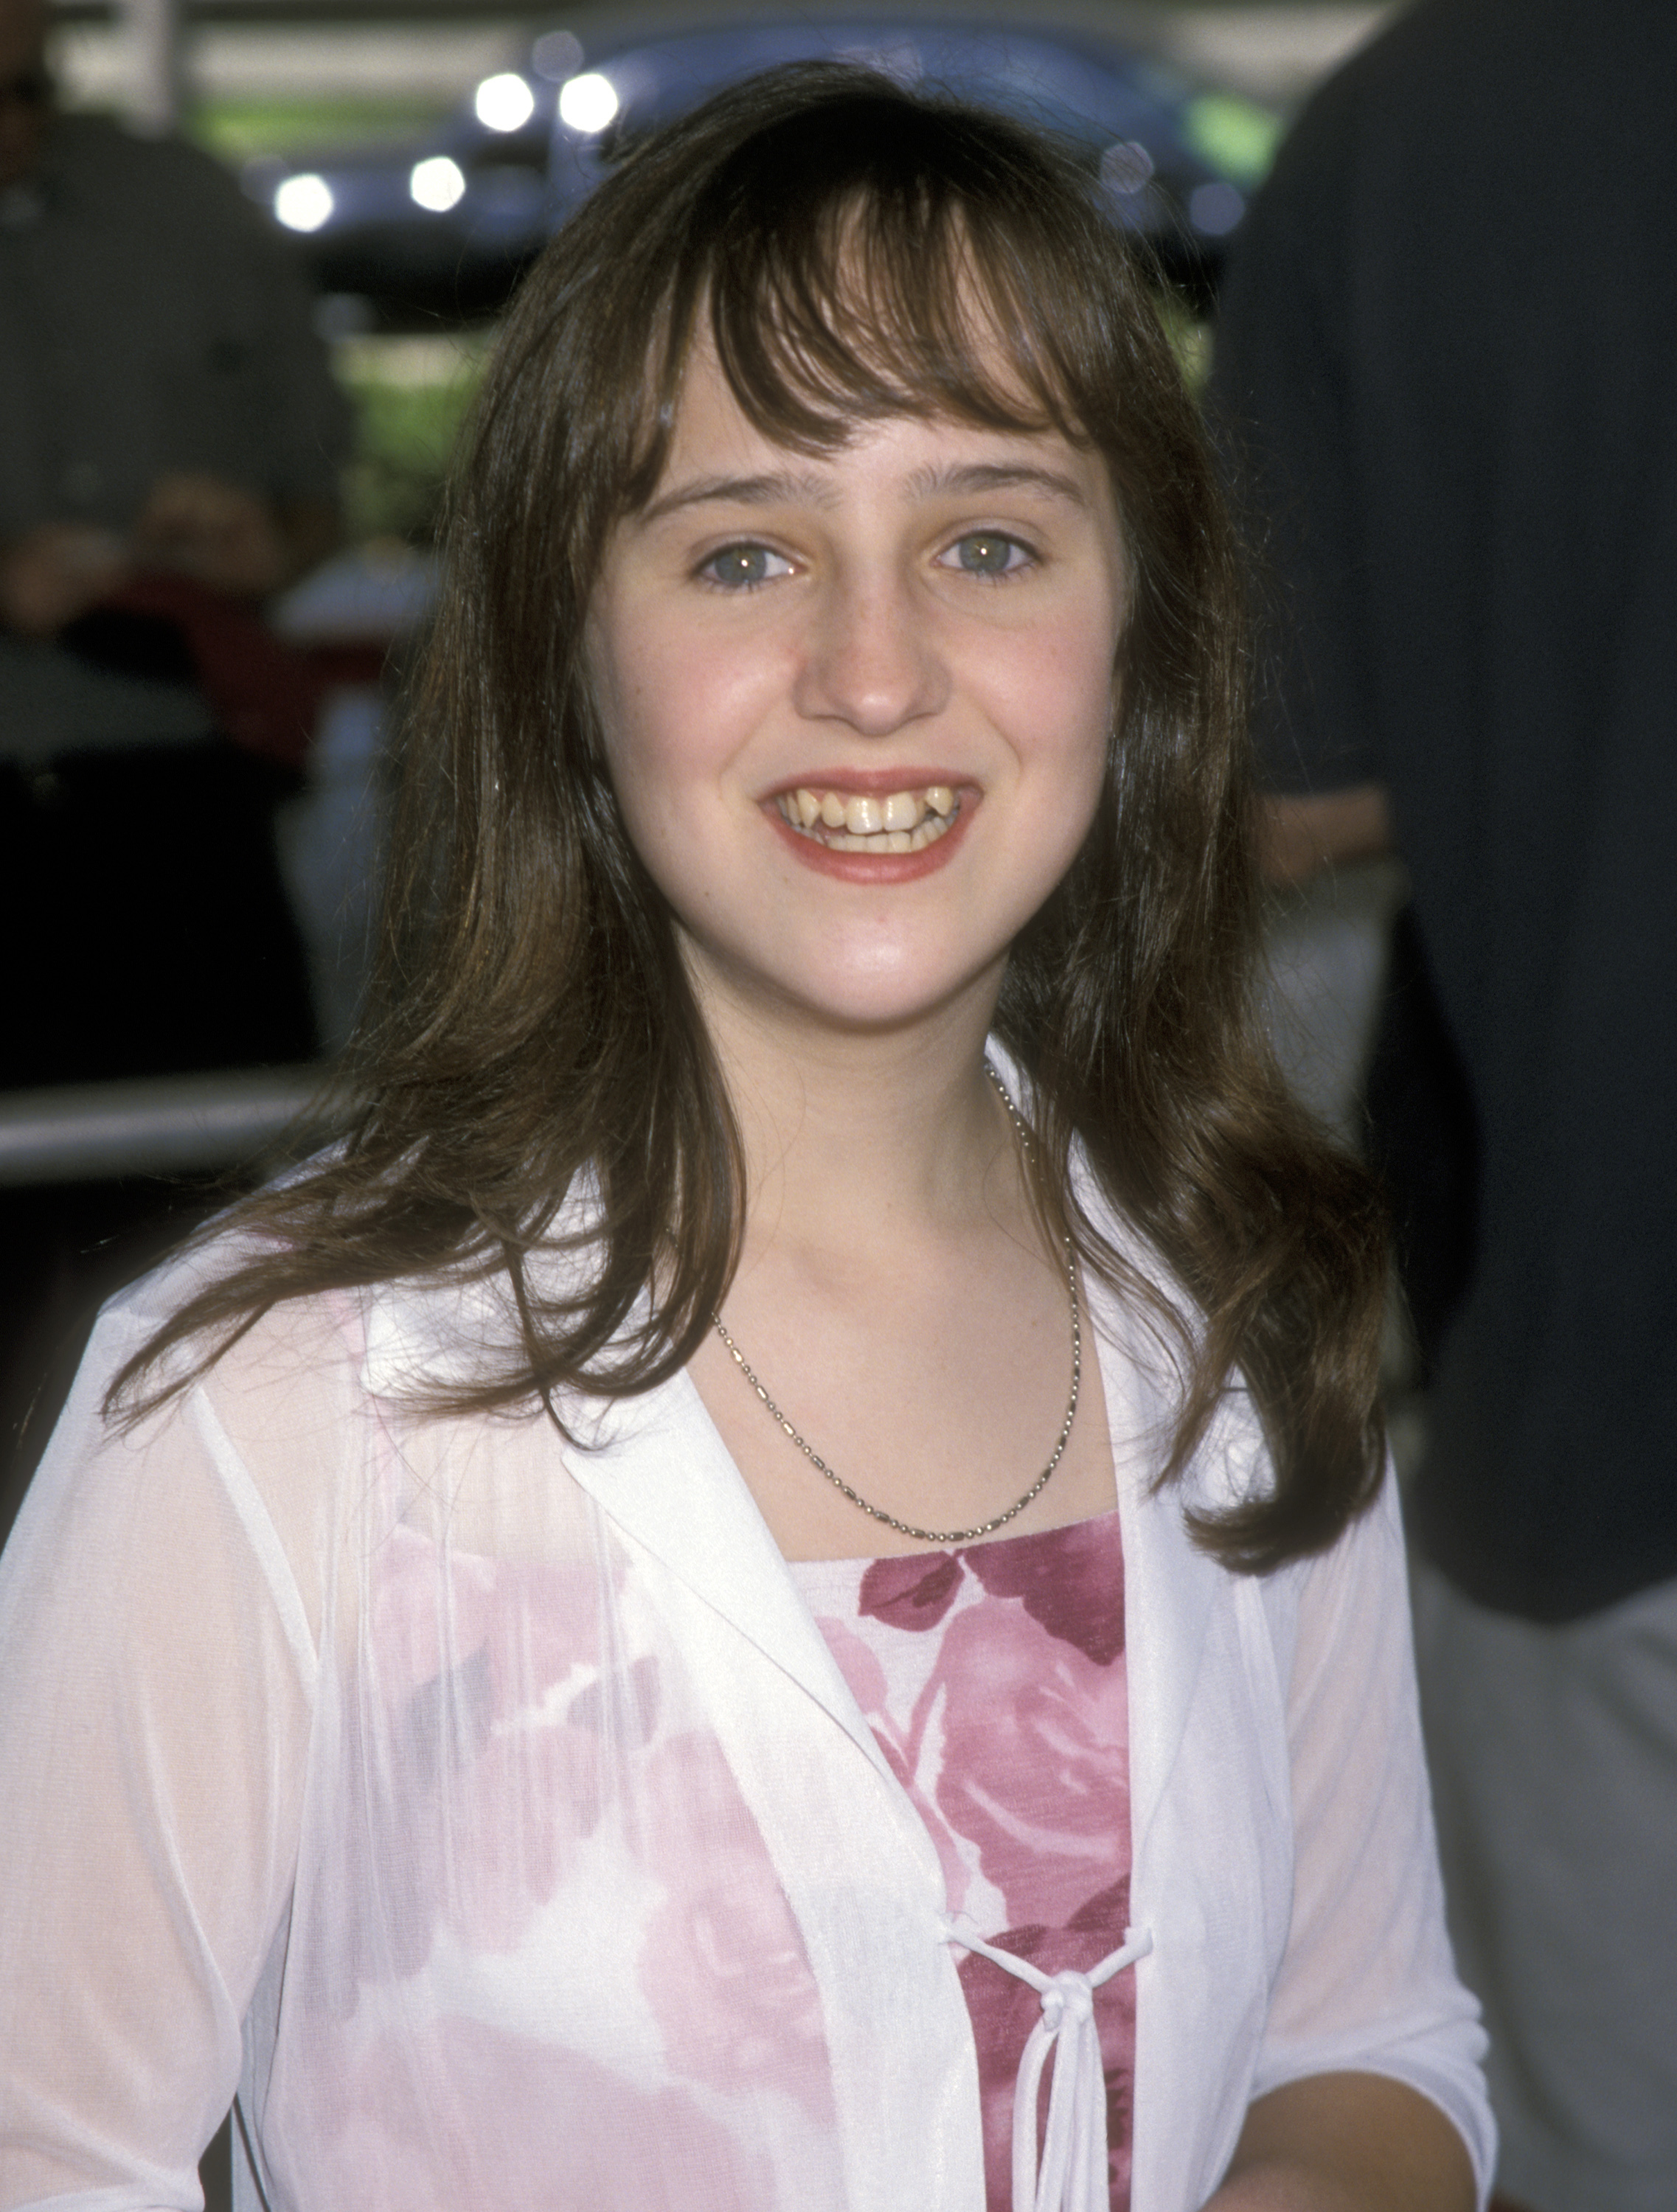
[783,785,956,839]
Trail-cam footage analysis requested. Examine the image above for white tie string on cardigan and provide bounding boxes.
[944,1915,1154,2212]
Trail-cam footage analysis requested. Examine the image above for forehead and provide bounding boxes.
[642,333,1113,520]
[625,189,1103,477]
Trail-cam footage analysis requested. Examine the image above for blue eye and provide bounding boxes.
[942,532,1032,577]
[701,543,792,590]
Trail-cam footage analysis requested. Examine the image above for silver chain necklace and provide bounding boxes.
[710,1061,1082,1548]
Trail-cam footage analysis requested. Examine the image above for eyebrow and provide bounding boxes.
[904,461,1091,509]
[639,457,1091,526]
[640,470,836,524]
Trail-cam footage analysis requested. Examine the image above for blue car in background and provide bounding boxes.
[254,17,1278,325]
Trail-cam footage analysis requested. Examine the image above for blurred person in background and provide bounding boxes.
[1210,3,1677,2208]
[0,0,351,1509]
[0,0,350,1087]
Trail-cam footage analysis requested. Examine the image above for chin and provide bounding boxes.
[680,908,1015,1036]
[763,956,1007,1036]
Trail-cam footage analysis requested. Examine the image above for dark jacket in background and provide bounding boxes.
[1211,0,1677,1623]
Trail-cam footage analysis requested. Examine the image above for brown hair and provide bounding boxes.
[114,63,1387,1571]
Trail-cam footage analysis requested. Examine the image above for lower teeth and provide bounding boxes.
[782,801,956,853]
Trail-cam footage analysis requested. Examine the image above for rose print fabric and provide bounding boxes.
[792,1512,1134,2212]
[297,1519,838,2210]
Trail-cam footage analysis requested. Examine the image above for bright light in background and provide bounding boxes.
[475,72,536,133]
[274,173,335,232]
[1100,140,1154,195]
[558,72,619,134]
[532,31,584,82]
[410,156,467,212]
[1188,181,1246,237]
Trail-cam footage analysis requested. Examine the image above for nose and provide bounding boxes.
[792,568,949,737]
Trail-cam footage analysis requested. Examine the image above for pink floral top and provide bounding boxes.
[792,1511,1133,2212]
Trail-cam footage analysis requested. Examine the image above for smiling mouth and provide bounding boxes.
[774,784,959,854]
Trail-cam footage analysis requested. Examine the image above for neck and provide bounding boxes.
[693,978,1020,1262]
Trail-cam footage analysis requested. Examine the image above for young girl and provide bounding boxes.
[0,65,1491,2212]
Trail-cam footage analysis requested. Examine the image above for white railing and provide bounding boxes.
[0,1067,343,1186]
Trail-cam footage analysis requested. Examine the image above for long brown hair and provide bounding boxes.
[113,64,1387,1571]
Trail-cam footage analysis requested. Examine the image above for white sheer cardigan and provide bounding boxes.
[0,1177,1494,2211]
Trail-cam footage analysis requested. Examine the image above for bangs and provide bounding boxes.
[621,83,1121,501]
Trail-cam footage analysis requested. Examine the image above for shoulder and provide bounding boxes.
[1067,1159,1280,1537]
[94,1228,371,1484]
[41,112,293,289]
[1063,1144,1201,1416]
[48,112,244,212]
[1252,0,1576,228]
[1072,1161,1392,1601]
[6,1240,371,1669]
[1227,0,1482,281]
[106,1163,608,1426]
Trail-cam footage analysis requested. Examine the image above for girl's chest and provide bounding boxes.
[262,1402,1296,2212]
[793,1516,1137,2212]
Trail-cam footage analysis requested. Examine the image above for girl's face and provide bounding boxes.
[587,341,1128,1038]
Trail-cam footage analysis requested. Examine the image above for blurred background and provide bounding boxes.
[44,0,1396,541]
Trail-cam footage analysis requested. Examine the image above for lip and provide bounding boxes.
[765,781,979,883]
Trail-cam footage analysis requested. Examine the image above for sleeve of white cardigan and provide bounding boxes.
[1250,1472,1497,2201]
[0,1288,322,2212]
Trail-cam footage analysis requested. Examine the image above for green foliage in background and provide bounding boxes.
[333,334,491,545]
[1153,288,1212,395]
[191,95,451,164]
[1182,93,1283,186]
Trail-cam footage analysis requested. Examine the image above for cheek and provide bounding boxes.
[587,604,693,828]
[1001,612,1119,778]
[595,621,782,815]
[1013,619,1120,869]
[1072,593,1125,764]
[584,627,673,880]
